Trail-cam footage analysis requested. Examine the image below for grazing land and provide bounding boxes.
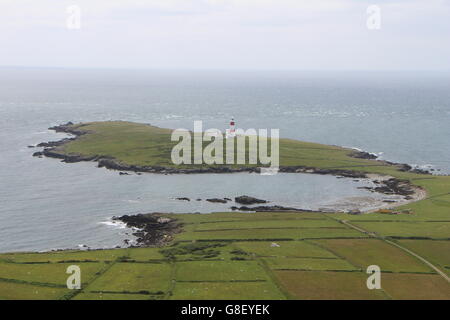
[1,207,449,299]
[1,121,449,299]
[33,121,418,175]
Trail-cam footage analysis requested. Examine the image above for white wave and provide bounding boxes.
[344,146,363,152]
[164,114,183,119]
[411,163,436,171]
[99,220,127,229]
[344,146,380,158]
[122,199,141,204]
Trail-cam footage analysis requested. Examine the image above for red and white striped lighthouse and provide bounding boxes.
[229,118,235,134]
[226,118,236,138]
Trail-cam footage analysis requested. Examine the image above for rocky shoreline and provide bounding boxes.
[28,122,434,248]
[172,176,424,214]
[31,122,428,214]
[112,213,183,247]
[33,122,432,177]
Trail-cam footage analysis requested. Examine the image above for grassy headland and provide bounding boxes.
[34,121,417,176]
[1,121,448,300]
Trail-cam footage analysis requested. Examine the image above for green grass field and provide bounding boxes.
[273,270,387,300]
[1,208,448,299]
[313,239,434,273]
[396,240,450,276]
[1,121,448,300]
[49,121,410,171]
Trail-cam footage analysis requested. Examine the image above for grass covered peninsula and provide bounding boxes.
[34,121,421,176]
[1,121,449,300]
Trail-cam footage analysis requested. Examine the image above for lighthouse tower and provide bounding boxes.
[226,118,236,139]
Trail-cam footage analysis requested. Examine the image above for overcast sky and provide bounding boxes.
[1,0,449,71]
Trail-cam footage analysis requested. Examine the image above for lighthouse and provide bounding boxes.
[226,118,236,139]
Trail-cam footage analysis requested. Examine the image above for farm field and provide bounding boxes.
[1,208,449,299]
[350,221,450,239]
[273,270,387,300]
[313,239,434,273]
[379,273,450,300]
[397,240,450,276]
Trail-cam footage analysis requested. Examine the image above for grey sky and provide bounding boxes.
[1,0,449,70]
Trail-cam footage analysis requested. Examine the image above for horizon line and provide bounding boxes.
[1,65,450,73]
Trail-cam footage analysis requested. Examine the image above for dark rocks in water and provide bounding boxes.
[374,178,416,196]
[196,199,202,201]
[350,150,378,160]
[37,138,75,148]
[398,164,413,172]
[49,121,73,129]
[410,168,431,175]
[350,150,432,175]
[206,198,228,203]
[113,213,182,247]
[398,163,431,175]
[278,166,367,178]
[58,153,97,163]
[119,172,130,175]
[49,122,74,132]
[235,195,268,205]
[98,158,133,171]
[176,197,191,201]
[48,122,88,137]
[224,198,232,201]
[32,151,44,157]
[27,145,35,148]
[362,178,417,196]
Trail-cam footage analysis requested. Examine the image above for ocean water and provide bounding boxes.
[0,68,449,252]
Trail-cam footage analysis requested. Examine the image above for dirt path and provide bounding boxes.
[340,220,450,284]
[384,239,450,283]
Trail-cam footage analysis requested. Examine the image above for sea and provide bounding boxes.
[0,68,449,252]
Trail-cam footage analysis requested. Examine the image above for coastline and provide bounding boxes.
[16,121,433,253]
[112,213,183,248]
[32,121,431,176]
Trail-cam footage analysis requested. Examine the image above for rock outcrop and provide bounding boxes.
[234,195,268,205]
[113,213,182,247]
